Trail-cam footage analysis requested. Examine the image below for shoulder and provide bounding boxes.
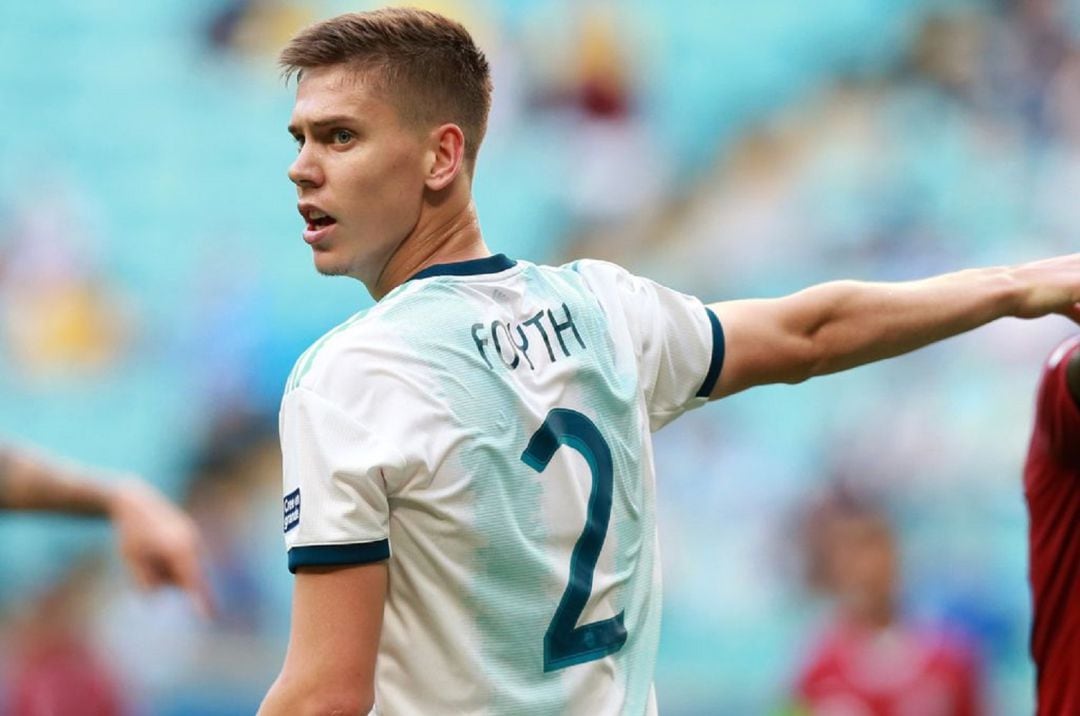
[1065,338,1080,405]
[793,624,846,690]
[284,308,374,396]
[284,289,430,399]
[561,258,635,286]
[1046,335,1080,372]
[558,259,661,308]
[283,281,479,412]
[1042,335,1080,403]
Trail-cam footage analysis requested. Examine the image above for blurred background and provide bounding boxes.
[1,0,1078,713]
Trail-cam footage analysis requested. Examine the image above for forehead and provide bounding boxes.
[289,64,396,128]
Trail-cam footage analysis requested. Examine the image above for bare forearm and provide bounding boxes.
[783,267,1017,378]
[0,446,117,515]
[711,266,1022,396]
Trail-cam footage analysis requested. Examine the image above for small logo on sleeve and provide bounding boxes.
[283,488,301,533]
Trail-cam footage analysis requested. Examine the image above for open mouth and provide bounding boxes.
[304,210,337,232]
[299,205,338,244]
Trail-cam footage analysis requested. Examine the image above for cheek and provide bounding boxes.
[349,148,424,217]
[381,144,426,196]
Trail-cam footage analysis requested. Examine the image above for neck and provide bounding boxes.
[371,185,489,301]
[840,594,896,631]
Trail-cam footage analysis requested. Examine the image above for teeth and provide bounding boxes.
[309,209,327,220]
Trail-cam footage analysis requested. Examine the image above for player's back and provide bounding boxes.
[280,255,722,715]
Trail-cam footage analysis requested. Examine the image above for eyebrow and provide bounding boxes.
[287,115,358,136]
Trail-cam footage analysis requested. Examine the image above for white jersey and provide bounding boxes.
[279,255,723,715]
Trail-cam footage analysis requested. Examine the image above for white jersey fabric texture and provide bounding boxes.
[279,255,724,715]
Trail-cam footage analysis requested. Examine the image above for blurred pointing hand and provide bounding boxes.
[108,478,215,619]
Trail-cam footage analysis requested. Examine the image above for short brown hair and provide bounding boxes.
[280,8,492,169]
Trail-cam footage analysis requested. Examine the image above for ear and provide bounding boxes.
[424,124,466,191]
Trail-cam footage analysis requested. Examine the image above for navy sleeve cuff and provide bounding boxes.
[288,539,390,574]
[695,307,725,398]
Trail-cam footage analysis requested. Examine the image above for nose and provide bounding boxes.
[288,144,324,189]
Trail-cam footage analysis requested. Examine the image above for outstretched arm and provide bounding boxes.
[0,445,213,616]
[709,254,1080,399]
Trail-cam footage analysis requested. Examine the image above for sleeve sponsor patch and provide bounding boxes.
[283,487,301,533]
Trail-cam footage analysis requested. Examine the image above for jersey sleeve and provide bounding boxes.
[1032,338,1080,468]
[279,386,406,573]
[573,260,724,431]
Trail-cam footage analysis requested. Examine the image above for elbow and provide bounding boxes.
[801,354,834,383]
[261,676,374,716]
[781,359,816,385]
[781,337,826,385]
[303,691,373,716]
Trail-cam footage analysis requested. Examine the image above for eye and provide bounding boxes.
[332,129,354,145]
[291,134,305,152]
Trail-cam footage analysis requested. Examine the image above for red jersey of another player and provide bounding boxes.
[794,621,982,716]
[1025,336,1080,716]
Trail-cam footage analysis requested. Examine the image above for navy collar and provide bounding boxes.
[407,253,517,282]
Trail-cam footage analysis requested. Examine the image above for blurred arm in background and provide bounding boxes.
[710,253,1080,399]
[0,443,214,617]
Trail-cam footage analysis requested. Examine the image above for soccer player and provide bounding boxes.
[258,9,1080,715]
[0,443,213,616]
[1025,335,1080,715]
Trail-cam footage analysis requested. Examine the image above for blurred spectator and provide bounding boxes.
[0,184,129,380]
[789,485,985,716]
[92,414,284,715]
[205,0,256,53]
[528,4,668,227]
[3,560,128,716]
[986,0,1074,140]
[184,413,280,635]
[202,0,315,59]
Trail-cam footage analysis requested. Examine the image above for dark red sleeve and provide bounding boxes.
[1031,338,1080,468]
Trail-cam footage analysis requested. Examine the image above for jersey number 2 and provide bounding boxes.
[521,408,628,672]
